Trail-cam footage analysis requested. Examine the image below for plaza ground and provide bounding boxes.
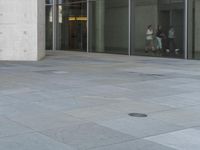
[1,51,200,150]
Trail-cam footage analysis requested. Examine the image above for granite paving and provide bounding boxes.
[0,51,200,150]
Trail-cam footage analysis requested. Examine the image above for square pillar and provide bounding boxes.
[0,0,45,61]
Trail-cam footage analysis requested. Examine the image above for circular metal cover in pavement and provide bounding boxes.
[128,113,148,118]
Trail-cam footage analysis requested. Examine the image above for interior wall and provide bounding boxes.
[187,0,194,58]
[104,1,128,51]
[195,0,200,57]
[172,10,184,51]
[134,0,158,50]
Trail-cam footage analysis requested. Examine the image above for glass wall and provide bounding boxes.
[89,0,129,54]
[45,0,190,59]
[56,0,87,51]
[132,0,185,58]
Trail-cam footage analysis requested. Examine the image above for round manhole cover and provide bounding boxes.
[128,113,148,118]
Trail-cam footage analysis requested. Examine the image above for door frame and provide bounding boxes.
[52,0,88,51]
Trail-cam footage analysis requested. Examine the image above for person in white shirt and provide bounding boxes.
[145,25,155,53]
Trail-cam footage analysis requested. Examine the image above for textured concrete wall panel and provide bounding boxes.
[0,0,45,61]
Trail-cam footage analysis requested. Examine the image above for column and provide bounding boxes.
[0,0,45,61]
[95,0,105,52]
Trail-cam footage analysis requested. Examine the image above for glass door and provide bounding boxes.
[56,0,87,52]
[46,2,53,50]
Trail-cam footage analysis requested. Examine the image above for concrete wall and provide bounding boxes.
[0,0,45,61]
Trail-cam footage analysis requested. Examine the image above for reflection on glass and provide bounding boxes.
[46,0,53,4]
[57,0,87,4]
[46,6,53,50]
[188,0,200,59]
[132,0,185,58]
[89,0,129,55]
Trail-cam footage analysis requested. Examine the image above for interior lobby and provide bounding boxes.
[45,0,200,60]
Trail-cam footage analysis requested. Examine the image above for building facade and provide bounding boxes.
[0,0,200,60]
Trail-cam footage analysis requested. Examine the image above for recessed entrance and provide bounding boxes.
[56,1,87,52]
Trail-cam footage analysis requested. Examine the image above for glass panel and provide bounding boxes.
[132,0,185,58]
[57,0,65,4]
[89,0,129,55]
[46,0,53,4]
[46,5,53,50]
[57,0,87,4]
[56,2,87,51]
[188,0,200,59]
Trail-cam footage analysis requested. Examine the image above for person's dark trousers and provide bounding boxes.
[168,38,177,53]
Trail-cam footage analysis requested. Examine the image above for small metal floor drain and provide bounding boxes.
[128,113,148,118]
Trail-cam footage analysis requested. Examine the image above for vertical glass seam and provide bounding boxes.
[87,0,89,53]
[52,0,57,51]
[184,0,188,59]
[128,0,131,56]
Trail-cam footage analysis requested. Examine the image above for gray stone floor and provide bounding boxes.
[1,51,200,150]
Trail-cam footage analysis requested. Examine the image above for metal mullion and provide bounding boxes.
[129,0,135,56]
[184,0,188,59]
[128,0,131,56]
[52,0,57,51]
[87,0,89,53]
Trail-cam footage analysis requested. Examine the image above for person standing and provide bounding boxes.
[166,26,179,55]
[145,25,155,53]
[156,25,165,53]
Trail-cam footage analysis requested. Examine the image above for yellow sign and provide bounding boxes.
[68,16,87,21]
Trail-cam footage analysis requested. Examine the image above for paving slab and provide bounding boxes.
[141,93,200,108]
[91,139,177,150]
[96,116,183,138]
[0,116,33,138]
[8,112,88,131]
[0,102,56,118]
[41,122,135,150]
[150,105,200,127]
[0,133,75,150]
[146,129,200,150]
